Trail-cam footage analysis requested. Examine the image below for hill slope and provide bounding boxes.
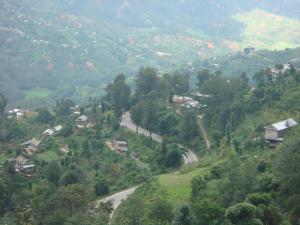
[1,0,300,107]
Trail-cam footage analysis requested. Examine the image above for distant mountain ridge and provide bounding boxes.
[1,0,300,107]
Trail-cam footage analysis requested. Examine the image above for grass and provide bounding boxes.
[234,9,300,50]
[36,150,61,162]
[25,88,51,100]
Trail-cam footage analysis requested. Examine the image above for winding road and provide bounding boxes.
[121,112,199,165]
[94,112,199,223]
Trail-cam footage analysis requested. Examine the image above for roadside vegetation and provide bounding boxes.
[0,62,300,225]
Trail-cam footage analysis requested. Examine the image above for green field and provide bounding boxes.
[25,89,51,100]
[234,9,300,50]
[36,150,61,162]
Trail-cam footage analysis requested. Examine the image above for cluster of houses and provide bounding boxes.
[265,118,298,147]
[270,64,292,81]
[7,108,31,120]
[13,125,63,175]
[70,105,95,129]
[75,115,95,128]
[173,95,204,109]
[107,137,129,154]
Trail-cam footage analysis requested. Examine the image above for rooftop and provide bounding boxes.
[267,118,298,131]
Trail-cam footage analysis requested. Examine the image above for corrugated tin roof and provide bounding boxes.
[77,115,88,121]
[270,118,298,131]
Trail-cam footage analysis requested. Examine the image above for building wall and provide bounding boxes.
[265,129,279,140]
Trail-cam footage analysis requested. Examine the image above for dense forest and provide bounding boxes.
[0,62,300,224]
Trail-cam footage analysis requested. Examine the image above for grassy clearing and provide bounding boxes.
[234,9,300,50]
[36,150,61,162]
[25,88,51,99]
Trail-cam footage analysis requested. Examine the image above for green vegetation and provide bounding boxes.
[234,9,300,50]
[25,89,51,100]
[114,64,300,225]
[2,0,300,107]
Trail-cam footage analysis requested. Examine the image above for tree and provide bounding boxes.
[192,199,225,225]
[172,204,193,225]
[191,176,207,199]
[0,180,12,216]
[197,70,211,88]
[35,108,54,123]
[225,203,263,225]
[0,93,7,116]
[95,179,110,196]
[181,111,199,143]
[106,73,131,118]
[54,99,75,117]
[144,94,159,138]
[275,138,300,224]
[55,184,91,213]
[171,72,190,95]
[60,170,82,186]
[135,67,158,96]
[149,199,173,225]
[165,149,182,168]
[131,102,144,133]
[46,161,62,186]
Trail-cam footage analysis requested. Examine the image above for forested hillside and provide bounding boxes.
[1,0,300,107]
[1,61,299,224]
[190,47,300,78]
[114,65,300,225]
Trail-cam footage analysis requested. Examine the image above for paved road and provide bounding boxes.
[180,144,199,164]
[94,112,199,223]
[121,112,198,164]
[120,112,162,143]
[95,186,139,222]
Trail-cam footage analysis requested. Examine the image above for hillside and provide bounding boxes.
[190,47,300,78]
[1,0,300,107]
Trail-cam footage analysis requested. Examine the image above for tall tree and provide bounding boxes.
[181,111,199,143]
[275,138,300,224]
[46,161,62,186]
[149,199,173,225]
[172,204,193,225]
[106,73,131,118]
[131,102,144,133]
[197,69,211,88]
[0,93,7,116]
[135,67,158,97]
[144,92,159,138]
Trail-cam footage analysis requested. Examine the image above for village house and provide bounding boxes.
[42,129,54,139]
[14,155,35,175]
[172,95,201,109]
[8,108,29,120]
[42,125,63,139]
[191,91,212,98]
[54,125,63,132]
[270,64,291,80]
[76,115,89,128]
[265,118,298,145]
[70,105,81,116]
[21,138,43,156]
[111,138,128,153]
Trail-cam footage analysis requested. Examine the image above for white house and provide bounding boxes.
[265,118,298,142]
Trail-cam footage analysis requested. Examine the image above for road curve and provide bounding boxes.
[94,186,139,222]
[121,112,199,165]
[120,112,162,143]
[94,112,199,222]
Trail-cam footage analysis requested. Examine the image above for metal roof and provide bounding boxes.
[269,118,298,131]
